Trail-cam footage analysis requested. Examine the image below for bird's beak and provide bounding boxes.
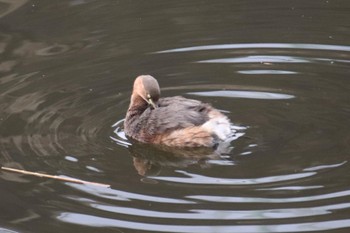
[147,98,157,109]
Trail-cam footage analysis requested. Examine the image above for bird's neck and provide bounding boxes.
[127,94,148,115]
[124,94,149,137]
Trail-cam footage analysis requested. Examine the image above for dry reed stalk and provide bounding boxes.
[1,166,110,188]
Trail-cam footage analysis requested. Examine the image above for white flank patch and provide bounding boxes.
[201,117,232,140]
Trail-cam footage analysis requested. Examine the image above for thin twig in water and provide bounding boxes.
[1,166,110,188]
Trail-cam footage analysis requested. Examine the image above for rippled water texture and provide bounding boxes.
[1,1,350,233]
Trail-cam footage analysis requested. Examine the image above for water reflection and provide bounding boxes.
[36,44,70,56]
[0,0,27,18]
[198,55,310,64]
[151,170,316,185]
[188,90,295,100]
[189,189,350,204]
[0,228,21,233]
[156,43,350,53]
[66,183,194,204]
[129,143,220,176]
[1,1,350,233]
[58,213,350,232]
[237,70,297,75]
[84,202,350,220]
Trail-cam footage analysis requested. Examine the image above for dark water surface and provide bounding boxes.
[1,1,350,233]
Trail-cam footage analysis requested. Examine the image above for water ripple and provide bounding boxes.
[58,213,350,232]
[151,170,315,185]
[237,70,298,75]
[187,90,295,100]
[86,201,350,220]
[198,55,310,64]
[1,38,349,233]
[188,189,350,203]
[66,183,194,204]
[156,43,350,53]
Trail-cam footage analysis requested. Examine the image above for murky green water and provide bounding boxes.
[1,1,350,233]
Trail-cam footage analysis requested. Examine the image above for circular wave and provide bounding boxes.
[1,42,349,233]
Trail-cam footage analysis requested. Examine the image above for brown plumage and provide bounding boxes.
[124,75,232,148]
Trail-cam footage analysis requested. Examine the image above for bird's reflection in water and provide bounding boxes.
[128,139,233,176]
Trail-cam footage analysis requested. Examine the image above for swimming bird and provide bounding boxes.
[124,75,232,148]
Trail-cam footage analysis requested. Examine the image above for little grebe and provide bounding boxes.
[124,75,232,148]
